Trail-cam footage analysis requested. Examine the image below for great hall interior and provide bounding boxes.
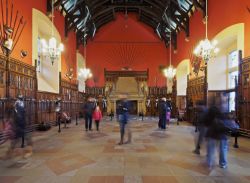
[0,0,250,183]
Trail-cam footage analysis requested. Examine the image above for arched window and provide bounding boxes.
[228,50,239,112]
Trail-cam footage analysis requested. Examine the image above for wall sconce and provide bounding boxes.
[65,68,74,81]
[20,50,27,58]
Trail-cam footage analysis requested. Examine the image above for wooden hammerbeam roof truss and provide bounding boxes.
[47,0,205,49]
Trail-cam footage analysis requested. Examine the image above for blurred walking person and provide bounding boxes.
[117,94,131,145]
[193,100,209,155]
[206,106,228,169]
[166,99,172,127]
[6,95,28,158]
[158,97,167,130]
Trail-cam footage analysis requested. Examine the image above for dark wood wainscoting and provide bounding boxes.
[0,54,86,131]
[238,55,250,135]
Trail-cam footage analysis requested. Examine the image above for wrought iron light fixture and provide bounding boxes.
[40,0,64,65]
[193,0,219,64]
[164,32,176,79]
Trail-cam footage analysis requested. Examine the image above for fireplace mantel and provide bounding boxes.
[104,69,148,115]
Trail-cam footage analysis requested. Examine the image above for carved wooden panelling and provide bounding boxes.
[0,56,5,69]
[238,55,250,132]
[0,56,6,98]
[0,55,88,131]
[0,71,4,84]
[37,92,60,124]
[242,62,250,73]
[148,87,168,96]
[186,69,208,123]
[85,87,105,97]
[60,78,82,119]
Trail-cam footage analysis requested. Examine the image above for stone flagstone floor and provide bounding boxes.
[0,118,250,183]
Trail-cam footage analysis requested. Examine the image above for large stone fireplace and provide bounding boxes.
[104,69,148,115]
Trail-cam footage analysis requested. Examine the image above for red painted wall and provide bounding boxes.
[8,0,250,87]
[4,0,77,77]
[7,0,46,63]
[80,0,250,87]
[173,0,250,65]
[79,13,168,87]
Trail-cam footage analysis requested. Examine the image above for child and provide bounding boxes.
[93,106,102,131]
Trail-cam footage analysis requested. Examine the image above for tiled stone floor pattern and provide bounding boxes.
[0,119,250,183]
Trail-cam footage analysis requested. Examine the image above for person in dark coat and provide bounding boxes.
[7,95,26,153]
[206,106,229,169]
[117,94,131,145]
[14,96,26,141]
[158,97,167,129]
[84,97,95,131]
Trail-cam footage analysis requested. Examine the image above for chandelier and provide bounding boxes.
[193,0,219,64]
[164,32,176,79]
[78,68,92,80]
[40,0,64,65]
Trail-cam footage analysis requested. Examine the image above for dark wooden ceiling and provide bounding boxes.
[47,0,205,49]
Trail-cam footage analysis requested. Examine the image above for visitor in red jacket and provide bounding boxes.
[93,106,102,131]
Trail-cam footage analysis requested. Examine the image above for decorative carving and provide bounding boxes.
[242,62,250,72]
[186,71,208,122]
[9,63,15,71]
[0,59,5,68]
[243,74,249,87]
[0,71,4,84]
[190,54,202,76]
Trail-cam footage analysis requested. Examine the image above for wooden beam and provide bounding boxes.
[93,12,113,23]
[139,7,162,22]
[47,0,52,14]
[95,16,114,28]
[143,0,164,13]
[92,7,113,19]
[54,0,64,9]
[191,0,205,17]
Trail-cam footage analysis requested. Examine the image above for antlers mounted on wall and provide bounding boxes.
[0,0,26,57]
